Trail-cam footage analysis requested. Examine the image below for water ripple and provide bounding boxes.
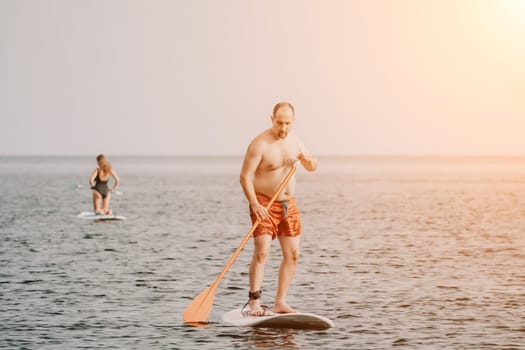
[2,159,525,349]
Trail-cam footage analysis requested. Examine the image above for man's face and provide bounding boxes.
[271,107,295,140]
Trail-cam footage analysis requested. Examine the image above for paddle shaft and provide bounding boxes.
[212,166,297,285]
[182,166,297,323]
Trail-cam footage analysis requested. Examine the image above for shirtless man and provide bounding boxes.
[240,102,317,316]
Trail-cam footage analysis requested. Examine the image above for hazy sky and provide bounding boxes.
[2,0,525,156]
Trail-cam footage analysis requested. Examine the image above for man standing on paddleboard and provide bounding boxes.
[240,102,318,316]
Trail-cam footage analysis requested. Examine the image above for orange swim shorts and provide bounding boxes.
[250,192,301,240]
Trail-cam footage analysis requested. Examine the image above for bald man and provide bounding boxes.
[239,102,318,316]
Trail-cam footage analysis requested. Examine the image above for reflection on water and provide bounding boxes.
[241,328,300,349]
[1,156,525,349]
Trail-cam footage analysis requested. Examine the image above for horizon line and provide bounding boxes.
[2,154,525,158]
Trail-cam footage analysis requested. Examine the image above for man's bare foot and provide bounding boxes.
[249,299,265,316]
[272,303,297,314]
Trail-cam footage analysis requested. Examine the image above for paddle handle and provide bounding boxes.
[212,166,297,285]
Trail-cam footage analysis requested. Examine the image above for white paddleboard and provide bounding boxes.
[77,211,126,221]
[221,308,335,330]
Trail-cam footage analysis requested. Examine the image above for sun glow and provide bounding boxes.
[497,0,525,35]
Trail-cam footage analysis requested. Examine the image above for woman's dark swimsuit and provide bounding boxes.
[92,175,109,198]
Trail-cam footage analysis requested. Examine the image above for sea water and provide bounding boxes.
[1,156,525,349]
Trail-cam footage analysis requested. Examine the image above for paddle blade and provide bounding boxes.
[182,285,216,323]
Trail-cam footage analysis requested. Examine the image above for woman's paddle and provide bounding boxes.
[182,166,297,324]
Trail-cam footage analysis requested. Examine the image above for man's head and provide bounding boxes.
[271,102,295,140]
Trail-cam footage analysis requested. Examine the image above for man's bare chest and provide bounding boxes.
[260,142,300,170]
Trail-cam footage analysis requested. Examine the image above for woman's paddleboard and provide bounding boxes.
[77,211,126,221]
[221,308,335,330]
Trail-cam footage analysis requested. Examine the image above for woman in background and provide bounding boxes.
[89,154,120,215]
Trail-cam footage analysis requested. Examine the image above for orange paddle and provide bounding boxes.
[182,166,297,324]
